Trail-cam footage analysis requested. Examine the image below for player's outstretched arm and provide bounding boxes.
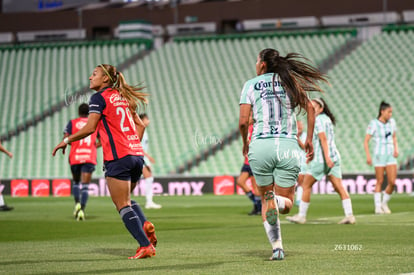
[52,113,101,156]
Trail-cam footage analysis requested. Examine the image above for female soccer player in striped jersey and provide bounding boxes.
[53,64,157,259]
[239,48,325,260]
[287,98,355,225]
[364,101,398,214]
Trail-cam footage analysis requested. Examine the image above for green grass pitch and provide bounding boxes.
[1,194,413,274]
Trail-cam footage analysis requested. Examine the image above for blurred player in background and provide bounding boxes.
[0,141,13,211]
[236,112,261,215]
[138,113,161,209]
[64,103,99,221]
[240,48,323,260]
[364,101,398,214]
[295,120,307,206]
[53,64,157,259]
[288,98,355,225]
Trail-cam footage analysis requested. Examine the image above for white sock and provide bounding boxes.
[263,220,283,250]
[342,198,353,217]
[374,192,382,208]
[298,200,309,217]
[275,195,286,212]
[0,195,4,206]
[145,177,154,203]
[296,186,303,202]
[382,192,391,204]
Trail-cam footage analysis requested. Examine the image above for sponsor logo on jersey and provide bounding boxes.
[75,121,87,129]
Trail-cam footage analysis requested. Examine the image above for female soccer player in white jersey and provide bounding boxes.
[239,48,327,260]
[364,101,398,214]
[287,98,355,225]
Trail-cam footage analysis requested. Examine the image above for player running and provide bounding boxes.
[364,101,398,214]
[64,103,99,221]
[139,113,161,209]
[237,113,261,215]
[0,140,13,211]
[53,64,157,259]
[287,98,355,225]
[239,48,325,260]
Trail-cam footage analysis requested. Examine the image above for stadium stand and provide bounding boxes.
[125,29,356,175]
[186,27,414,175]
[0,40,149,179]
[2,26,412,179]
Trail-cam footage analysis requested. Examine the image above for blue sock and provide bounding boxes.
[80,183,89,210]
[119,206,150,247]
[131,200,147,223]
[72,182,80,203]
[255,196,262,212]
[246,191,255,202]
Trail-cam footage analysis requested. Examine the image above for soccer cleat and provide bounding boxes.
[143,221,158,247]
[73,203,81,216]
[286,214,306,224]
[0,205,14,211]
[381,203,391,214]
[375,206,384,214]
[76,210,85,221]
[145,202,162,209]
[270,248,285,260]
[128,244,156,259]
[338,215,356,224]
[264,191,279,225]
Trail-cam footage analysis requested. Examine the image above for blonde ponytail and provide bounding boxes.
[99,64,148,113]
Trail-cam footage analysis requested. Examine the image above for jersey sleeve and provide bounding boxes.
[366,120,375,135]
[391,118,397,132]
[314,117,325,134]
[89,93,106,114]
[239,80,252,105]
[64,120,72,135]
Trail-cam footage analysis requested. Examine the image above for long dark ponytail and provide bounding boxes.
[377,101,391,119]
[259,48,329,112]
[313,97,336,125]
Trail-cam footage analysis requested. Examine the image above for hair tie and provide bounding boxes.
[112,72,119,88]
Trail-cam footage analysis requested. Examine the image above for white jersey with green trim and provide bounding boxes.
[366,118,397,155]
[239,73,297,141]
[313,113,340,164]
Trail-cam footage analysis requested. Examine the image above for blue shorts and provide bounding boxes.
[104,155,144,183]
[240,164,253,176]
[71,163,96,178]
